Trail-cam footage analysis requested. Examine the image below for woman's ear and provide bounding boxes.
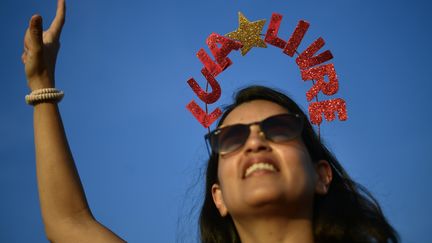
[211,183,228,217]
[314,160,333,195]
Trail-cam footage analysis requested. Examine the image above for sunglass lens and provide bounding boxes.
[262,114,302,142]
[217,124,250,154]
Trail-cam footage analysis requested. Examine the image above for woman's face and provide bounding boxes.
[211,100,330,218]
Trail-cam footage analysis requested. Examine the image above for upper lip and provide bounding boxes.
[242,154,280,178]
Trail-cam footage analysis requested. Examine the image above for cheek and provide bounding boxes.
[217,156,236,180]
[276,144,317,195]
[216,157,241,206]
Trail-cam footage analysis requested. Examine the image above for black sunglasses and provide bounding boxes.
[205,113,304,155]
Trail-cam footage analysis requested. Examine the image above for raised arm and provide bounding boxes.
[22,1,125,242]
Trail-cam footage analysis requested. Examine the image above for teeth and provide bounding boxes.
[245,163,276,177]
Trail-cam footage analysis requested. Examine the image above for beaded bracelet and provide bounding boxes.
[25,88,64,105]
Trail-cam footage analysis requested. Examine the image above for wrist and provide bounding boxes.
[28,76,55,91]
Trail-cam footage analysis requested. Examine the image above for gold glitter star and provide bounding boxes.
[226,12,267,56]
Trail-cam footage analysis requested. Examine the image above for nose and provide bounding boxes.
[243,125,271,153]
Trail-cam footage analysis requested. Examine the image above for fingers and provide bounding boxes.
[29,15,44,52]
[22,44,29,63]
[22,52,26,64]
[49,0,66,40]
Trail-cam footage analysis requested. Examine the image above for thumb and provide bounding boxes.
[29,15,43,52]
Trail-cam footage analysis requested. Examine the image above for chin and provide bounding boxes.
[243,187,285,207]
[241,186,313,213]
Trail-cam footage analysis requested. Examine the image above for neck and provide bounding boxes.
[233,213,314,243]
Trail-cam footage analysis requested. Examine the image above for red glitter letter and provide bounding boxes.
[296,37,333,70]
[207,33,242,71]
[186,100,222,128]
[187,68,221,104]
[197,49,224,77]
[308,98,347,125]
[198,33,242,77]
[283,20,310,57]
[301,64,339,101]
[264,13,287,49]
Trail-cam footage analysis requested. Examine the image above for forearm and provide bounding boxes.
[34,102,92,228]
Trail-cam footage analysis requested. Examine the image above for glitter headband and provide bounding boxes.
[185,12,348,132]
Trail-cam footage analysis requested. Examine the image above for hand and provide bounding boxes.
[22,0,66,91]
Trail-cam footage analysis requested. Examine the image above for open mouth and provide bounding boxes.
[244,162,277,177]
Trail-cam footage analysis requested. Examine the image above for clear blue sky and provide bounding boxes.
[1,0,431,242]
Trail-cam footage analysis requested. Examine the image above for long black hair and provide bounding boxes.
[199,85,399,243]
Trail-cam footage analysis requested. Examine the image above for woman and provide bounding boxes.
[199,86,399,243]
[22,1,398,242]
